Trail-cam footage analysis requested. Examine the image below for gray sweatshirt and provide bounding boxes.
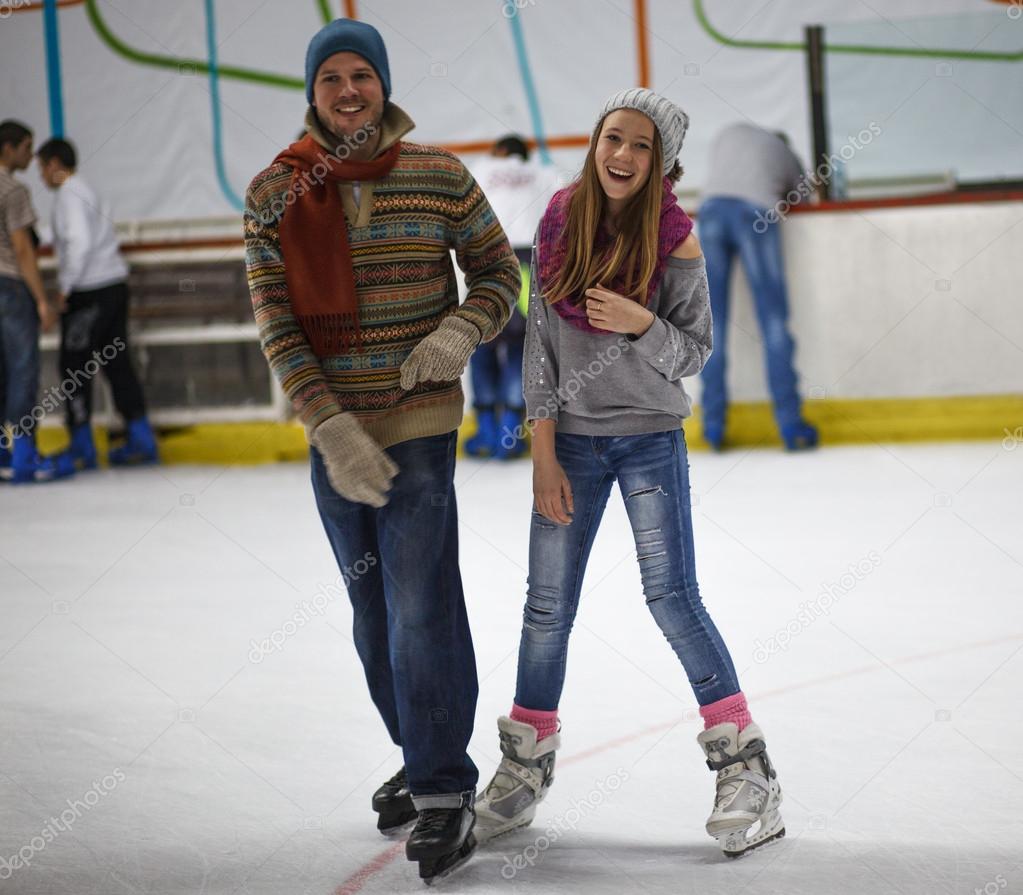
[700,122,805,211]
[523,250,712,435]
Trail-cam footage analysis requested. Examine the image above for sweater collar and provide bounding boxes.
[304,102,415,159]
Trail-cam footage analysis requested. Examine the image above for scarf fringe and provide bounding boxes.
[298,312,362,356]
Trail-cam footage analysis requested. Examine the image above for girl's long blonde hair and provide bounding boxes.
[544,115,683,307]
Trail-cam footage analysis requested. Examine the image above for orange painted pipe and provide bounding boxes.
[634,0,651,87]
[441,133,591,155]
[9,0,84,13]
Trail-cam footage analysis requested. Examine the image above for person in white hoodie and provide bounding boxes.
[37,137,158,468]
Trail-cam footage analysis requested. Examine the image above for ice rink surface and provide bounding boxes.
[1,439,1021,894]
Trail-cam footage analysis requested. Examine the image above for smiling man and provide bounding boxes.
[243,18,519,884]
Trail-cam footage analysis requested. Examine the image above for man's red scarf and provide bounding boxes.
[273,134,401,355]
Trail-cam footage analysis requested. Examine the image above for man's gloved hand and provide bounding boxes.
[399,316,481,391]
[310,413,398,507]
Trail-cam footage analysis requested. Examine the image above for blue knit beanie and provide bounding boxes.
[305,19,391,105]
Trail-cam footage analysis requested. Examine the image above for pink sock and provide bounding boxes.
[700,692,752,731]
[510,703,559,741]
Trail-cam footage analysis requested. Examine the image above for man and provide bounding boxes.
[464,135,561,459]
[243,19,519,882]
[698,122,819,451]
[0,119,71,484]
[37,137,158,469]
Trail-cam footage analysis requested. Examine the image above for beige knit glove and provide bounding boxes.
[399,316,481,391]
[310,413,399,507]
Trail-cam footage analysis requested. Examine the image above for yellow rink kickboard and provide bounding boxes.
[33,394,1023,465]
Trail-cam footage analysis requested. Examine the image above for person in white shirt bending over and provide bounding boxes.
[37,138,158,468]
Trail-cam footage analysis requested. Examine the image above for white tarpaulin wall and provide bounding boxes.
[1,0,1019,225]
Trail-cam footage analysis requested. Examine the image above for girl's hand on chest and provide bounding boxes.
[584,284,655,336]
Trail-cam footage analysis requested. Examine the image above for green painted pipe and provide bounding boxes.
[84,0,1023,100]
[693,0,1023,62]
[85,0,305,90]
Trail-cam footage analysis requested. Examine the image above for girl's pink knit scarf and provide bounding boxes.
[537,176,693,333]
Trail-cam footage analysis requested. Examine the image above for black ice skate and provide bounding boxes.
[405,799,477,885]
[371,766,417,835]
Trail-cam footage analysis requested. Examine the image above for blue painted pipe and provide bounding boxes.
[43,0,65,137]
[504,1,552,165]
[204,0,245,211]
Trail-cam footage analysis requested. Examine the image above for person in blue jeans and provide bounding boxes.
[464,246,529,459]
[474,90,785,860]
[465,135,560,460]
[698,123,818,451]
[243,19,520,882]
[0,276,47,479]
[0,119,72,484]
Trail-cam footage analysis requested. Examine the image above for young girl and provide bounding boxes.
[475,89,784,858]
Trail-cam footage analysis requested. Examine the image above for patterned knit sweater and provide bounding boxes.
[244,104,520,448]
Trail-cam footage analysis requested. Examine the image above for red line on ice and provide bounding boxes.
[330,631,1023,891]
[333,841,405,895]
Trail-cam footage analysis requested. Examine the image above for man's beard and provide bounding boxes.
[318,109,383,159]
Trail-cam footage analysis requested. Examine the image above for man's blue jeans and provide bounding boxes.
[698,196,804,432]
[0,275,40,438]
[311,431,478,805]
[514,429,741,711]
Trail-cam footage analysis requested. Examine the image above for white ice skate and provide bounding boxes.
[697,721,785,858]
[475,716,559,842]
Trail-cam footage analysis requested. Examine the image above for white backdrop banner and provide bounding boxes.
[1,0,1018,225]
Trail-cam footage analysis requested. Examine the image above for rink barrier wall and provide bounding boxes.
[34,394,1023,464]
[26,193,1022,432]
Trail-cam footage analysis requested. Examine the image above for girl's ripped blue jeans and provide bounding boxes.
[514,429,741,711]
